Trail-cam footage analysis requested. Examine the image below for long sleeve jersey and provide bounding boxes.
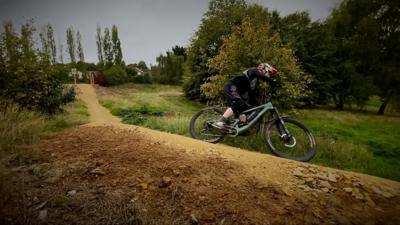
[229,68,273,105]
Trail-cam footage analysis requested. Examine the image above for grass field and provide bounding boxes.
[96,83,400,181]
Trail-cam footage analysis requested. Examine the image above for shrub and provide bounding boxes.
[132,73,153,84]
[105,65,129,85]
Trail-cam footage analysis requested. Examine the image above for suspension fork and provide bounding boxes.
[271,107,292,138]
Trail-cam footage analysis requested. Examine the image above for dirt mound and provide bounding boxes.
[1,126,399,225]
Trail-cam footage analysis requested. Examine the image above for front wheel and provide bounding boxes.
[189,107,225,143]
[265,117,316,161]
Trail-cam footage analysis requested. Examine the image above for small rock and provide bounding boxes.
[38,209,47,220]
[159,176,172,188]
[351,188,364,200]
[90,168,105,176]
[173,169,180,177]
[315,174,329,181]
[293,169,307,178]
[321,187,330,193]
[364,193,375,207]
[328,173,337,182]
[312,192,319,198]
[67,190,77,196]
[319,180,332,189]
[343,187,353,193]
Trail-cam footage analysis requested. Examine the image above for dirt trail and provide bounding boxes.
[1,84,399,225]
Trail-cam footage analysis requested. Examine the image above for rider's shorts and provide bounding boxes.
[223,81,250,114]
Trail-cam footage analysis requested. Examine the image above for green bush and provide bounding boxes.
[105,65,129,85]
[132,74,153,84]
[114,106,164,125]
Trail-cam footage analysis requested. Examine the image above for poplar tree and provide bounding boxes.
[111,25,123,65]
[76,31,84,62]
[66,27,76,63]
[96,25,103,65]
[58,39,64,64]
[102,27,113,66]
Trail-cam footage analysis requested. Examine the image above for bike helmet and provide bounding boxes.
[262,63,277,77]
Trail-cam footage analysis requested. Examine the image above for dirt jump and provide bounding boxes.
[1,84,399,225]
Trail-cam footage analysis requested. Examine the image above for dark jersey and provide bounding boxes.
[229,68,271,105]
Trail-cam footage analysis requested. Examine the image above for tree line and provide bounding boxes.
[1,0,398,115]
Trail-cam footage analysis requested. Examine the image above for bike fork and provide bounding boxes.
[272,107,292,138]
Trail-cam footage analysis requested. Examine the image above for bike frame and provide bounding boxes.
[226,102,275,137]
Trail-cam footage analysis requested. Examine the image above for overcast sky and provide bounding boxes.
[0,0,341,66]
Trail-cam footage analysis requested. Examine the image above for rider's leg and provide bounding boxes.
[218,107,234,122]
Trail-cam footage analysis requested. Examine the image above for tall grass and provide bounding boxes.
[96,84,400,181]
[0,99,90,156]
[0,102,45,155]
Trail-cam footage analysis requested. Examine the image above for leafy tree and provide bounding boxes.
[155,49,185,85]
[0,20,75,114]
[183,0,247,99]
[111,25,123,65]
[137,61,148,70]
[183,0,271,99]
[325,0,399,113]
[171,45,186,60]
[374,0,400,114]
[66,26,76,63]
[76,31,84,62]
[299,22,338,105]
[203,17,311,107]
[58,39,64,64]
[39,23,57,64]
[102,28,113,67]
[96,25,104,66]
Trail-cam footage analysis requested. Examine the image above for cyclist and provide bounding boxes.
[215,63,277,128]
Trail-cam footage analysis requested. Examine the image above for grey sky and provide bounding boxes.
[0,0,341,65]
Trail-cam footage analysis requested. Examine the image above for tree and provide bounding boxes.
[39,23,56,64]
[183,0,271,99]
[46,24,57,64]
[102,28,113,67]
[324,0,399,113]
[76,31,84,62]
[58,39,64,64]
[96,25,104,66]
[66,26,76,63]
[203,17,311,107]
[0,20,75,114]
[374,0,400,114]
[111,25,123,65]
[137,61,148,70]
[155,49,185,85]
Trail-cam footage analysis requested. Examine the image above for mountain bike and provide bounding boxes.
[189,92,317,162]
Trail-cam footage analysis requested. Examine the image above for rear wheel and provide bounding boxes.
[190,107,225,143]
[265,117,316,161]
